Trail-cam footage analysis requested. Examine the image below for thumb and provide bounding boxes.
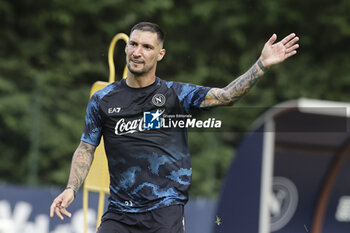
[266,34,277,45]
[61,195,71,208]
[61,199,68,208]
[61,188,75,208]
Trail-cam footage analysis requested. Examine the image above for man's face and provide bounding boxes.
[125,30,165,76]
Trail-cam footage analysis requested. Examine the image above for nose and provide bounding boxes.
[132,46,142,57]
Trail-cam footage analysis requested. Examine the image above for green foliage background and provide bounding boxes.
[0,0,349,199]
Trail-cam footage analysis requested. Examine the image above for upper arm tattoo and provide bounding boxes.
[200,59,265,108]
[67,141,96,191]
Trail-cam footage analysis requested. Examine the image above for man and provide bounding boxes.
[50,22,299,232]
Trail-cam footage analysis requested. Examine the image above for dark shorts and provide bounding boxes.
[97,205,185,233]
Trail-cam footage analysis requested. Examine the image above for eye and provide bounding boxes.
[144,44,153,50]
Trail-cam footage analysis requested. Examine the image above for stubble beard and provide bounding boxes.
[128,64,145,75]
[127,62,155,76]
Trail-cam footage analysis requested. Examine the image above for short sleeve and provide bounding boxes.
[166,81,211,113]
[80,93,103,146]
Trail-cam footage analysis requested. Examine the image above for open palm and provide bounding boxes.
[260,33,299,68]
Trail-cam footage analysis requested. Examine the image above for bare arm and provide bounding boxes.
[200,33,299,108]
[67,141,96,191]
[50,141,96,220]
[200,59,264,107]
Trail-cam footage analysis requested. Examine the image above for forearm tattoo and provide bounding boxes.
[67,142,95,191]
[200,59,266,108]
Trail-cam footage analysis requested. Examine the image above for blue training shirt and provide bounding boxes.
[81,77,210,213]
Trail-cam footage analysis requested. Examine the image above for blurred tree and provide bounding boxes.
[0,0,349,199]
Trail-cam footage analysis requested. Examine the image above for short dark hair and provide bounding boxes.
[130,22,165,44]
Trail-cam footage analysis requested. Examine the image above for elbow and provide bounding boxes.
[224,100,237,106]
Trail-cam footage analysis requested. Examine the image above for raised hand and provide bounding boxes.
[260,33,299,68]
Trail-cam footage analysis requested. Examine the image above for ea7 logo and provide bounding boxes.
[108,107,121,114]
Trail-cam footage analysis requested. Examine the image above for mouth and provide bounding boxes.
[130,59,144,65]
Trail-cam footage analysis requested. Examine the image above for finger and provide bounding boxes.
[50,203,56,218]
[60,208,72,218]
[285,50,297,59]
[54,207,65,220]
[280,33,296,45]
[50,199,61,218]
[286,44,299,53]
[285,36,299,48]
[266,34,277,45]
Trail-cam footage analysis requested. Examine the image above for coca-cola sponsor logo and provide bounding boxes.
[115,118,145,135]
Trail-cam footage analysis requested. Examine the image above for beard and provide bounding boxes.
[127,62,155,76]
[128,63,145,75]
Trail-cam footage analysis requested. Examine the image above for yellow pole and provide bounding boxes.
[108,33,129,82]
[96,191,106,228]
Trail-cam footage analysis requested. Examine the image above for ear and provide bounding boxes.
[157,49,166,62]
